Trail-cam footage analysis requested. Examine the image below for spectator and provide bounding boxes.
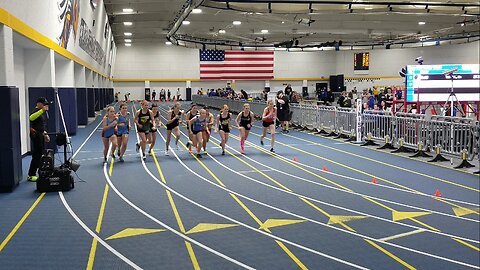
[377,88,386,105]
[326,88,334,105]
[367,93,375,109]
[152,90,157,101]
[343,92,353,108]
[276,91,291,133]
[176,88,181,100]
[240,89,248,100]
[385,88,394,108]
[167,89,171,101]
[197,89,203,95]
[284,84,293,100]
[337,91,346,107]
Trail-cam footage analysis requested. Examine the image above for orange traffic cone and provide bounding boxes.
[293,156,297,162]
[323,166,327,171]
[372,177,377,184]
[435,189,441,197]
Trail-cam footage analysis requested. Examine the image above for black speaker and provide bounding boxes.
[329,75,338,92]
[337,74,344,92]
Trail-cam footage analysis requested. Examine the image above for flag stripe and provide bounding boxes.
[201,70,274,74]
[225,51,273,55]
[200,50,274,80]
[200,76,274,80]
[225,57,274,61]
[200,64,274,68]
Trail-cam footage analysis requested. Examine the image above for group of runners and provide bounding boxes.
[101,100,278,161]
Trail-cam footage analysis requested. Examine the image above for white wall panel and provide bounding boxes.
[114,82,146,101]
[13,45,29,154]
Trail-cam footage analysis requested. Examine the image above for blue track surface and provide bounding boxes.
[0,101,479,270]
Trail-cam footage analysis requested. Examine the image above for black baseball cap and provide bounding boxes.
[36,97,50,105]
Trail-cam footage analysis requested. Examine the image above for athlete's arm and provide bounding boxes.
[235,113,241,127]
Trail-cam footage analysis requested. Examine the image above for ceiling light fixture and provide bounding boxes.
[182,21,191,25]
[125,43,131,47]
[123,8,133,13]
[219,29,226,34]
[123,22,133,26]
[261,29,269,33]
[418,21,426,25]
[124,32,132,36]
[233,21,242,25]
[124,39,132,42]
[165,41,172,45]
[192,9,202,14]
[281,21,285,24]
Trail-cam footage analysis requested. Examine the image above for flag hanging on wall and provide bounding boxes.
[199,50,274,80]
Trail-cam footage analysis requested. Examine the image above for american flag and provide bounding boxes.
[200,50,274,80]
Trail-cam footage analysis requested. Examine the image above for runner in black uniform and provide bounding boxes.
[235,103,255,154]
[165,102,182,155]
[134,101,155,160]
[216,104,232,155]
[148,103,161,155]
[185,103,198,152]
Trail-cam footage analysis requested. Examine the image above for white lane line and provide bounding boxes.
[246,124,480,207]
[379,229,427,242]
[238,169,274,174]
[59,108,143,269]
[127,104,255,269]
[270,149,480,207]
[220,136,479,224]
[152,110,478,269]
[59,193,142,269]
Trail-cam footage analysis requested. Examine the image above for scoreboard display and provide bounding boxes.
[406,64,480,102]
[354,52,369,70]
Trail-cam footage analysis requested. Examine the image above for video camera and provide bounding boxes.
[37,132,80,192]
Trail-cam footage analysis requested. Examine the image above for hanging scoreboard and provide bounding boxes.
[354,52,369,71]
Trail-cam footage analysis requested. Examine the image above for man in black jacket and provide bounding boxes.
[27,97,51,182]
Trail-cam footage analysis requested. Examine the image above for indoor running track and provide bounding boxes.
[0,101,479,270]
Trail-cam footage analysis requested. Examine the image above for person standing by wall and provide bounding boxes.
[176,88,181,100]
[167,89,171,101]
[284,84,293,100]
[276,91,290,133]
[152,90,157,101]
[27,97,51,182]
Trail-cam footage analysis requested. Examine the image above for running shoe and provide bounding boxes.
[165,150,169,156]
[270,148,275,153]
[149,148,153,156]
[221,150,225,156]
[135,143,140,153]
[27,176,38,182]
[260,140,264,146]
[119,157,124,162]
[103,157,107,163]
[204,150,207,155]
[186,141,190,148]
[142,154,146,161]
[196,153,202,158]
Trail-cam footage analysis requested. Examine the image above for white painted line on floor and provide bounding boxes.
[379,229,427,242]
[59,193,142,269]
[238,169,274,174]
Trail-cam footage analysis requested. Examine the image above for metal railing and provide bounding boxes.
[193,95,479,161]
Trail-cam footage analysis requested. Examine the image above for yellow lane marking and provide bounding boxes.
[186,223,239,235]
[209,138,417,269]
[106,228,166,240]
[452,239,480,252]
[392,211,431,222]
[87,184,109,270]
[152,150,200,270]
[229,134,353,192]
[452,207,480,217]
[182,142,308,270]
[228,133,480,251]
[274,240,308,270]
[260,219,306,230]
[0,192,46,252]
[364,239,417,270]
[379,229,426,242]
[328,216,368,225]
[281,132,480,193]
